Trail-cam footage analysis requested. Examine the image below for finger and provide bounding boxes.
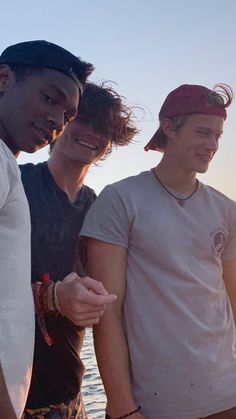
[105,294,117,303]
[73,310,105,321]
[75,291,117,306]
[69,303,106,314]
[80,277,109,296]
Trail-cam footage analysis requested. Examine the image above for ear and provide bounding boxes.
[0,65,15,93]
[161,118,176,140]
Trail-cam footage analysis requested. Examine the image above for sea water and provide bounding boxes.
[81,328,106,418]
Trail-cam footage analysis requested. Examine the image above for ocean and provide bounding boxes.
[81,328,106,418]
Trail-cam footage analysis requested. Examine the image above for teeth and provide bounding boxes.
[77,140,97,150]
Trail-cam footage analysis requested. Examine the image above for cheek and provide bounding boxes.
[102,142,112,156]
[99,139,111,153]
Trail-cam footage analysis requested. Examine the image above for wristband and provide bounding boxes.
[106,406,141,419]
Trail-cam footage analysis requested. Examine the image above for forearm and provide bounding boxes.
[86,240,142,417]
[94,308,137,417]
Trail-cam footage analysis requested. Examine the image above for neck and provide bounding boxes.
[47,155,90,203]
[154,157,197,195]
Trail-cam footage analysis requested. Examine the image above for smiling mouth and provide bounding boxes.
[197,153,213,161]
[76,139,97,150]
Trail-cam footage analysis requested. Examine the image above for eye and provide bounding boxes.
[42,93,55,105]
[64,113,70,125]
[197,130,209,136]
[64,111,77,125]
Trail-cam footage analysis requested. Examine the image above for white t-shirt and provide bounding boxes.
[81,170,236,419]
[0,140,34,418]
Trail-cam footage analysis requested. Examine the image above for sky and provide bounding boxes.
[2,0,236,198]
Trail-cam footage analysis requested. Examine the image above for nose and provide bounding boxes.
[46,109,66,136]
[205,134,219,152]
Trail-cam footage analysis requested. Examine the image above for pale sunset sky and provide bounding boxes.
[2,0,236,198]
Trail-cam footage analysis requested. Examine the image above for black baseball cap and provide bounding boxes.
[0,40,93,94]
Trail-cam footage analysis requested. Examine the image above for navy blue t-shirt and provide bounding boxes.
[20,162,96,408]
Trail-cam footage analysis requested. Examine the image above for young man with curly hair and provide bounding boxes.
[81,84,236,419]
[20,82,138,418]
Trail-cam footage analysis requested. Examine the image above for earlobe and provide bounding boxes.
[0,65,14,93]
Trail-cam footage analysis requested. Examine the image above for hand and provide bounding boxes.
[56,272,117,326]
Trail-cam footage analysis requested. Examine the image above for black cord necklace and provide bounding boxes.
[152,168,199,207]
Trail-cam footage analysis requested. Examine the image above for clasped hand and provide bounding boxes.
[56,272,116,326]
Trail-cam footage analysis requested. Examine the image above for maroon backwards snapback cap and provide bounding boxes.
[144,84,227,151]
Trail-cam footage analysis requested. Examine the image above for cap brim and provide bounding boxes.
[144,128,161,151]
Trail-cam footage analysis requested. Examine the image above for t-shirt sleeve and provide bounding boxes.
[222,202,236,261]
[80,184,130,249]
[0,149,11,211]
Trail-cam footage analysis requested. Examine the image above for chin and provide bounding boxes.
[20,144,41,154]
[196,165,210,174]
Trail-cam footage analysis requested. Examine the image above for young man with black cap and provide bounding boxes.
[20,82,138,418]
[0,40,93,418]
[80,84,236,418]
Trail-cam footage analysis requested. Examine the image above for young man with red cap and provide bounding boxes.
[0,40,93,418]
[80,84,236,418]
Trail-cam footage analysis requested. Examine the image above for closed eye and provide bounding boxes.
[196,129,211,136]
[42,93,55,105]
[64,110,78,125]
[64,113,71,124]
[196,129,222,140]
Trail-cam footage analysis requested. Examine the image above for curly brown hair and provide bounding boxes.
[50,81,139,156]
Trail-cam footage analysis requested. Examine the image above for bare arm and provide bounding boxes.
[223,258,236,322]
[87,238,145,419]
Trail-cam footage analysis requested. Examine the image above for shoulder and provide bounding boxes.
[19,162,51,204]
[19,162,49,189]
[82,185,97,200]
[19,162,44,178]
[79,184,97,210]
[101,170,152,198]
[87,171,153,220]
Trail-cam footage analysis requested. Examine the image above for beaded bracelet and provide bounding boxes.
[106,406,141,419]
[32,273,58,346]
[52,281,63,315]
[32,281,54,346]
